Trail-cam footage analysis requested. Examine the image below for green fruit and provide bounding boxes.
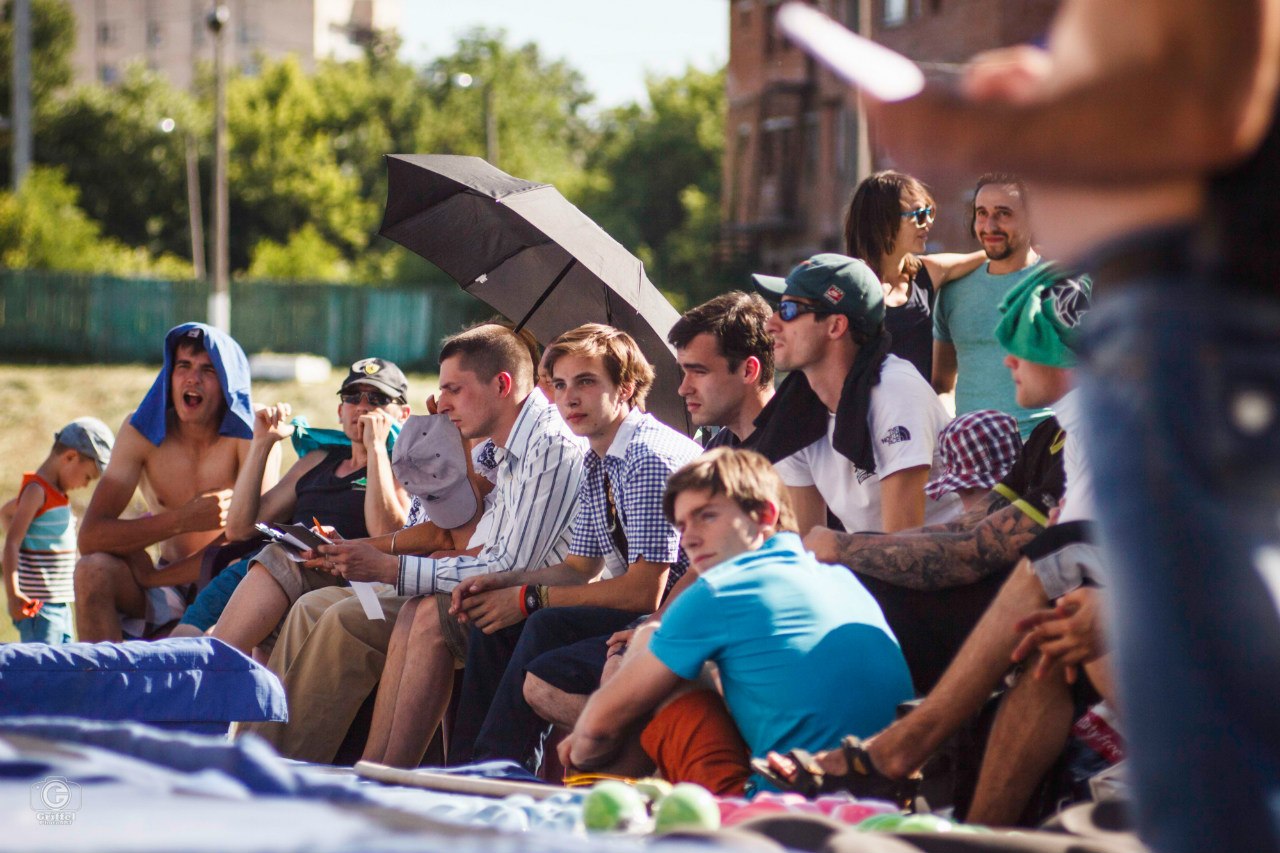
[633,777,674,805]
[582,780,647,832]
[653,783,721,833]
[856,813,908,832]
[894,814,960,833]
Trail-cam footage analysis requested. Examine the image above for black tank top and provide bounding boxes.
[292,450,370,540]
[884,264,935,381]
[1202,90,1280,296]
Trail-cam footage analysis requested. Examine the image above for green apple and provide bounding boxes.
[653,783,721,833]
[582,780,648,832]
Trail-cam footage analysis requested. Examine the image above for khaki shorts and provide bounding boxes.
[254,543,344,605]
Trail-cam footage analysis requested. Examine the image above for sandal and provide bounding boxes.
[751,736,921,810]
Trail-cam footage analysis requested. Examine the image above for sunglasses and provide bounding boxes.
[777,300,834,322]
[340,390,397,407]
[900,205,936,227]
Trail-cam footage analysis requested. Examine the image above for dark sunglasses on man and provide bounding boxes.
[900,205,935,227]
[777,300,835,322]
[340,390,399,407]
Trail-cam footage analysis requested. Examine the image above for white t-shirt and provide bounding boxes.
[1049,388,1095,524]
[775,355,964,532]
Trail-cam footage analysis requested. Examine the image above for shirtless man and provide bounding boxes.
[75,323,275,642]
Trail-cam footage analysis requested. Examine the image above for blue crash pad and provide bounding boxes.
[0,638,286,734]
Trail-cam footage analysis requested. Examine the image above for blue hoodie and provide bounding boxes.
[131,323,255,446]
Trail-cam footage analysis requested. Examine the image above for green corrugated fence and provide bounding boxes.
[0,270,487,370]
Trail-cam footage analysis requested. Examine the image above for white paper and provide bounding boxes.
[350,581,385,620]
[776,3,925,102]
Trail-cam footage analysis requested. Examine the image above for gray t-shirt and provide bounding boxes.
[933,261,1052,438]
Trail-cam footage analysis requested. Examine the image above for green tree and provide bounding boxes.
[581,66,728,306]
[0,166,190,276]
[36,65,201,261]
[246,223,349,282]
[423,29,596,192]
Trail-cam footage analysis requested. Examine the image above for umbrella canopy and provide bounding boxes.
[380,154,690,434]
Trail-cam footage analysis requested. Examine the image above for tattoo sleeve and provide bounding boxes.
[833,494,1041,592]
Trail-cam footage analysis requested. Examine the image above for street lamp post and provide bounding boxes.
[453,73,498,167]
[159,118,206,280]
[207,5,230,332]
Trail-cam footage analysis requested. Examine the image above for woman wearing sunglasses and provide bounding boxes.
[844,171,984,383]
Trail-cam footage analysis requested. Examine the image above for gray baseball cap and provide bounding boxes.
[391,414,478,530]
[54,417,115,472]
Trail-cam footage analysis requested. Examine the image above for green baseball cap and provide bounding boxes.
[752,253,885,336]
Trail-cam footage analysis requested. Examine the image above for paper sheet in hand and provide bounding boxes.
[350,581,385,620]
[776,3,925,102]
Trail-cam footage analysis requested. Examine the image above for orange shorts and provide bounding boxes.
[639,688,750,796]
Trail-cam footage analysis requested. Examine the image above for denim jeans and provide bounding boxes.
[1077,278,1280,853]
[450,606,640,772]
[16,602,73,644]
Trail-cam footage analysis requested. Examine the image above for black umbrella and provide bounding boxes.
[379,154,690,434]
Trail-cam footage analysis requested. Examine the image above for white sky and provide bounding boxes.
[397,0,729,109]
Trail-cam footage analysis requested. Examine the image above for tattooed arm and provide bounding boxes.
[803,491,1045,592]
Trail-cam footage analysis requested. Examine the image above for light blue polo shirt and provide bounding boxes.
[648,533,914,792]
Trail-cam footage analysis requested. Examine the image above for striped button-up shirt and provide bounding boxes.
[397,392,586,596]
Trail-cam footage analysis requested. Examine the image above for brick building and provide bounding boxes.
[722,0,1059,273]
[67,0,401,90]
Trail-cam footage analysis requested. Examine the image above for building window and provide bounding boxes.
[883,0,908,26]
[98,64,118,84]
[97,23,115,45]
[147,21,163,47]
[736,0,752,28]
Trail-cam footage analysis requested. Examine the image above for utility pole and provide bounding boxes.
[11,0,32,189]
[484,82,498,167]
[854,0,874,184]
[207,5,230,332]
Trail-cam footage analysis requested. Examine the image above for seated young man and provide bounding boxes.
[751,254,962,536]
[171,358,412,646]
[76,323,271,642]
[443,324,703,772]
[237,324,585,765]
[559,448,914,796]
[761,267,1105,825]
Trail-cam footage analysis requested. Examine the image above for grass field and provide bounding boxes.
[0,362,439,643]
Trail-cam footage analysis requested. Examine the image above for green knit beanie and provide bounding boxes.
[994,263,1092,368]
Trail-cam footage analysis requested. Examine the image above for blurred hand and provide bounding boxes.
[253,403,294,444]
[449,572,512,618]
[6,591,34,624]
[961,45,1054,105]
[315,540,397,584]
[181,489,233,532]
[359,410,395,452]
[802,525,842,564]
[459,587,524,634]
[424,394,439,415]
[1012,587,1106,683]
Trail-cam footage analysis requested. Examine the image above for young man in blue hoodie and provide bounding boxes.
[75,323,278,641]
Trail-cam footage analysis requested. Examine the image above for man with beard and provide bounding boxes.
[932,175,1048,437]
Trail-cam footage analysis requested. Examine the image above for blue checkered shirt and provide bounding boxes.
[571,408,702,592]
